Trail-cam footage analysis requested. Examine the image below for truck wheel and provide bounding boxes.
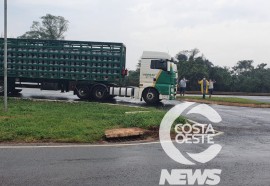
[142,88,159,105]
[0,80,4,95]
[76,86,90,99]
[92,85,108,101]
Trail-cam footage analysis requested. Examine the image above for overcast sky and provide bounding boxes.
[1,0,270,70]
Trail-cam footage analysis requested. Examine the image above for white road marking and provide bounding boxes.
[0,131,224,149]
[0,141,161,149]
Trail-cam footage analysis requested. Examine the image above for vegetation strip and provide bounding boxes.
[0,98,185,143]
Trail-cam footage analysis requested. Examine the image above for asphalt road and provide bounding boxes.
[181,94,270,103]
[1,88,270,186]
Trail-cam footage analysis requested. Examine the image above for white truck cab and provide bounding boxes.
[110,51,178,104]
[137,51,178,103]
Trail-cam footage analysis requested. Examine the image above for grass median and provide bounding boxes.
[0,98,185,143]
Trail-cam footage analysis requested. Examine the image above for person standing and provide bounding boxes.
[208,79,216,98]
[179,77,188,96]
[198,77,209,99]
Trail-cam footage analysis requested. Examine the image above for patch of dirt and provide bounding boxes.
[105,128,148,138]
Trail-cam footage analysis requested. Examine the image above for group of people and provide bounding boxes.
[178,77,216,99]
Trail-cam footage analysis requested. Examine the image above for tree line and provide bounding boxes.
[127,49,270,93]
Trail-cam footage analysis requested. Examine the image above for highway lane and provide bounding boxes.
[179,94,270,103]
[1,88,270,185]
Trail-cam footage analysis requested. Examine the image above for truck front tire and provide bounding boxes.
[142,88,159,105]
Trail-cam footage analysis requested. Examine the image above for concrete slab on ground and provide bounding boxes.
[105,128,147,138]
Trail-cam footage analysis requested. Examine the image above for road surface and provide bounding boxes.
[182,94,270,103]
[1,88,270,186]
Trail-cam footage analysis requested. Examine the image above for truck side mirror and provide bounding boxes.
[167,62,170,72]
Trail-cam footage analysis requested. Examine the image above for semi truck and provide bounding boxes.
[0,38,178,104]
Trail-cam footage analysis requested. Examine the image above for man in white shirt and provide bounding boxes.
[179,77,188,96]
[208,79,216,98]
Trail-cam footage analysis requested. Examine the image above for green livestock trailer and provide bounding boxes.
[0,38,127,100]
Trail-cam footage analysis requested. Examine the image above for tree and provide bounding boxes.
[257,63,267,70]
[18,14,69,40]
[232,60,254,75]
[209,66,233,91]
[176,53,188,62]
[176,48,200,62]
[124,62,141,86]
[125,70,140,86]
[188,48,200,61]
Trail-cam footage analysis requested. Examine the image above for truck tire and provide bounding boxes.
[76,86,90,99]
[0,80,3,96]
[92,85,108,101]
[142,88,159,105]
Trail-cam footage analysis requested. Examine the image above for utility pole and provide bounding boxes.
[4,0,8,112]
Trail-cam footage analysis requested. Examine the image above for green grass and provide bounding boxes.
[177,95,268,105]
[0,98,185,143]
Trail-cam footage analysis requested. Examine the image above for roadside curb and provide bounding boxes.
[177,98,270,108]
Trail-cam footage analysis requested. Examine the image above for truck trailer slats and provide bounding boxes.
[0,38,126,82]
